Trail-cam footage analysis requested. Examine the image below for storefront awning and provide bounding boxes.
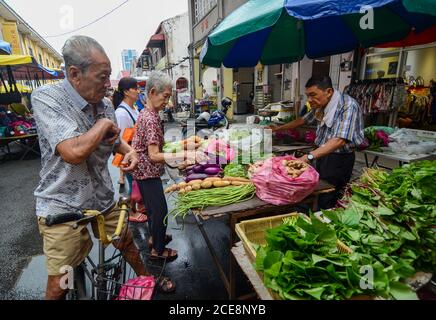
[0,54,65,80]
[0,40,12,55]
[147,34,165,48]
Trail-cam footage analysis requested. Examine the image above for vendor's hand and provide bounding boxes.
[298,155,309,163]
[120,149,139,172]
[267,124,280,132]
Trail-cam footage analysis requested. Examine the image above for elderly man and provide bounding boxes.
[32,35,145,300]
[272,76,364,209]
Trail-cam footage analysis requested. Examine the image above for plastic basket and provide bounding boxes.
[235,212,352,263]
[235,213,301,262]
[96,250,166,300]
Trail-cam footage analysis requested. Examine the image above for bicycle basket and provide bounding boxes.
[97,250,166,300]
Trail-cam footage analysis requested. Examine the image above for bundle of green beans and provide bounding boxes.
[169,184,256,219]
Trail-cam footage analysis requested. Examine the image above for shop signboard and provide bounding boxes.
[2,22,22,55]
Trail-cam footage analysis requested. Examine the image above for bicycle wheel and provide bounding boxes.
[66,264,89,300]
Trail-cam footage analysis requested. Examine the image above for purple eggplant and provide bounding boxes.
[203,163,221,169]
[193,164,205,173]
[204,167,222,175]
[185,173,209,182]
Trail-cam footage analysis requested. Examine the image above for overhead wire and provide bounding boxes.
[44,0,130,38]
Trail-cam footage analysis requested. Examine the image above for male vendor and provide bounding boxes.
[271,76,364,209]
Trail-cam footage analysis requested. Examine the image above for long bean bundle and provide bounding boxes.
[170,184,256,219]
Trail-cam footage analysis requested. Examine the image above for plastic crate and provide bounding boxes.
[235,212,352,262]
[235,213,301,262]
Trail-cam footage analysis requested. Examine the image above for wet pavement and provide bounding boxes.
[0,152,43,300]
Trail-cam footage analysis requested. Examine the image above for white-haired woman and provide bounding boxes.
[132,71,200,291]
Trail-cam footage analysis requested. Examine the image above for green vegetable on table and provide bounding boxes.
[163,141,183,153]
[255,214,417,300]
[223,163,248,178]
[169,184,256,220]
[255,160,436,300]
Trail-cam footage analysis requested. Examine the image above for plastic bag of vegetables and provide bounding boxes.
[251,156,319,205]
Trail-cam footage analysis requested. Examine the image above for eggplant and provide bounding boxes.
[193,164,205,173]
[185,173,209,182]
[186,169,194,176]
[203,164,221,169]
[204,167,222,175]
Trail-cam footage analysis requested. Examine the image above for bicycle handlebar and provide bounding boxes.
[45,212,84,227]
[44,197,130,245]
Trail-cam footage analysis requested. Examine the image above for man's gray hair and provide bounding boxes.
[146,71,173,94]
[62,35,106,74]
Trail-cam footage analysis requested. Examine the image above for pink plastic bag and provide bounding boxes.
[131,180,142,203]
[251,156,319,205]
[206,139,235,163]
[116,276,155,300]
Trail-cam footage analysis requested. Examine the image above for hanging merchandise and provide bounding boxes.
[345,78,407,115]
[398,85,433,128]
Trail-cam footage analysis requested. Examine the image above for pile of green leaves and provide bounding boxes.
[255,161,435,300]
[354,161,436,271]
[223,163,248,178]
[163,141,183,153]
[255,214,415,300]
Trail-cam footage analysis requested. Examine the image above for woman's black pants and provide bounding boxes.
[137,178,168,255]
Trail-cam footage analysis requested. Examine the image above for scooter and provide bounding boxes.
[181,97,232,137]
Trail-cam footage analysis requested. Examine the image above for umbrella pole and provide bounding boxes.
[296,60,301,116]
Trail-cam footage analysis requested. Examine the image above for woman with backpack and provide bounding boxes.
[114,77,147,223]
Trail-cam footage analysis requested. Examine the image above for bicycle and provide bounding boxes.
[44,197,167,300]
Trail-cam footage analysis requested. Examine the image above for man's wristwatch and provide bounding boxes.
[307,153,315,162]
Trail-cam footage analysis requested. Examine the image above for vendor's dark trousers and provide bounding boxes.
[137,178,168,255]
[315,152,355,210]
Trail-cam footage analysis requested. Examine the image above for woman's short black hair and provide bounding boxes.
[305,76,333,91]
[113,77,138,108]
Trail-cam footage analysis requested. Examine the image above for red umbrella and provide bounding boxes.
[377,25,436,48]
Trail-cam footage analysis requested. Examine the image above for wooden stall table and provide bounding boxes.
[191,179,335,300]
[231,242,274,300]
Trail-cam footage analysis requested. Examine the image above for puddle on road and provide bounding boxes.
[13,255,46,299]
[13,233,118,300]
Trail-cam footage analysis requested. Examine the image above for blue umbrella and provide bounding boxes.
[201,0,436,68]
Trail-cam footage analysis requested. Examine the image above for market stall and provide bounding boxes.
[163,130,336,299]
[362,127,436,168]
[181,0,436,301]
[0,54,60,161]
[231,162,436,300]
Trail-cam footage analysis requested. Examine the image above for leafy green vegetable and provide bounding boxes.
[255,161,436,300]
[223,163,248,178]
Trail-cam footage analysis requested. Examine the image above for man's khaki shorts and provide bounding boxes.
[38,205,125,276]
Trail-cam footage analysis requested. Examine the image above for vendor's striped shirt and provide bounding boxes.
[303,93,364,153]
